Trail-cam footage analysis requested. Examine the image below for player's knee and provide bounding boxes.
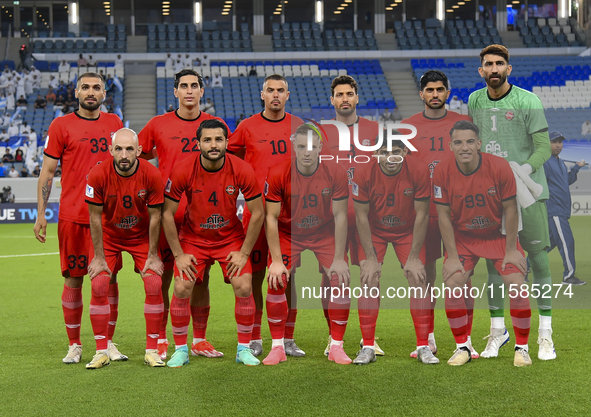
[502,273,525,287]
[173,279,193,298]
[143,275,163,296]
[444,272,465,290]
[91,274,110,297]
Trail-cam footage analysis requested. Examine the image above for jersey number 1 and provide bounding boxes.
[490,115,497,132]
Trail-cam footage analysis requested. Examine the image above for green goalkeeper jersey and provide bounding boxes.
[468,84,549,200]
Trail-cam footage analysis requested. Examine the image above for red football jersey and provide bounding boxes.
[85,158,164,241]
[401,110,472,216]
[265,158,349,238]
[44,111,124,224]
[138,110,229,223]
[433,152,516,237]
[352,155,430,240]
[320,116,380,223]
[165,154,261,247]
[228,111,304,191]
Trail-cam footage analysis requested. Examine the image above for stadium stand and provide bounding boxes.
[31,25,127,54]
[147,23,252,53]
[516,17,585,48]
[271,23,377,52]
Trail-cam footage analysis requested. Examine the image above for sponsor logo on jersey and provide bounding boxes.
[505,111,515,121]
[137,189,147,199]
[200,214,230,229]
[264,181,269,196]
[484,141,508,158]
[352,182,359,196]
[428,160,441,179]
[85,185,94,198]
[226,185,236,195]
[380,215,406,228]
[193,189,202,194]
[321,187,331,197]
[346,167,355,185]
[362,139,371,146]
[165,179,172,193]
[487,187,496,196]
[434,185,442,199]
[403,188,414,197]
[296,214,320,228]
[465,216,491,229]
[116,215,139,229]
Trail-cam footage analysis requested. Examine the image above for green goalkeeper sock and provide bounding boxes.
[486,259,505,320]
[529,250,552,317]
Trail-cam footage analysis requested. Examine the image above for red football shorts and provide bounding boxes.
[242,209,268,273]
[357,232,426,267]
[424,215,443,264]
[58,220,121,277]
[89,237,153,275]
[275,233,347,272]
[174,239,252,283]
[445,231,525,276]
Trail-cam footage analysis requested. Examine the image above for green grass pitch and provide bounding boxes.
[0,220,590,416]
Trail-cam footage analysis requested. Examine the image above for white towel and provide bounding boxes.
[500,161,543,235]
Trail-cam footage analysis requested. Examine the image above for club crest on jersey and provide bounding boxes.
[487,187,496,196]
[226,185,236,195]
[466,216,491,230]
[403,188,414,197]
[137,189,147,199]
[322,187,331,197]
[116,215,139,229]
[165,179,172,193]
[362,139,371,146]
[296,215,320,229]
[428,160,440,179]
[201,214,230,229]
[505,111,515,121]
[85,185,94,198]
[380,215,406,228]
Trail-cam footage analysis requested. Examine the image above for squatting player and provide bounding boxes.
[228,74,304,357]
[433,120,531,367]
[33,72,126,364]
[401,69,475,359]
[84,128,165,369]
[163,119,264,367]
[352,137,431,365]
[264,124,351,365]
[321,75,383,356]
[469,44,554,360]
[139,69,229,360]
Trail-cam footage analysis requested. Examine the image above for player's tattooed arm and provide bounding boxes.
[33,156,59,243]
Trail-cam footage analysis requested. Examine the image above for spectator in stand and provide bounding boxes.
[14,148,23,162]
[32,163,40,177]
[165,53,173,69]
[16,95,27,108]
[203,75,211,87]
[249,66,257,77]
[46,88,56,104]
[54,94,65,110]
[236,113,245,126]
[193,57,201,67]
[77,53,87,67]
[0,128,7,142]
[55,165,62,177]
[65,88,77,110]
[48,75,59,90]
[115,54,124,67]
[392,106,402,121]
[2,148,13,162]
[57,80,67,98]
[0,161,5,176]
[449,95,462,110]
[212,73,223,88]
[7,165,19,178]
[58,60,70,72]
[20,121,31,135]
[202,97,215,115]
[166,104,174,112]
[87,55,96,66]
[380,108,394,122]
[581,120,591,135]
[2,112,9,127]
[106,74,114,96]
[7,123,18,137]
[20,164,29,177]
[5,93,14,111]
[34,94,47,109]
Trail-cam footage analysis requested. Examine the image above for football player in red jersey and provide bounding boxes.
[163,119,264,367]
[264,124,351,365]
[228,74,305,357]
[33,72,126,364]
[84,128,165,369]
[139,69,229,360]
[352,137,432,365]
[401,70,474,359]
[433,120,531,367]
[320,75,384,356]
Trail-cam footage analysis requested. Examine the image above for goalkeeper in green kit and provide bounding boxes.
[468,44,555,361]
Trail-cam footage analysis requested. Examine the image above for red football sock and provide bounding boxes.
[284,309,297,339]
[61,284,83,346]
[266,281,288,341]
[410,295,431,346]
[235,295,255,345]
[328,274,350,342]
[321,272,331,333]
[510,295,531,346]
[464,280,475,336]
[358,294,379,346]
[445,291,468,344]
[89,274,110,351]
[159,309,169,340]
[191,306,210,340]
[143,275,164,350]
[428,295,436,334]
[170,295,190,347]
[107,282,118,342]
[251,309,263,340]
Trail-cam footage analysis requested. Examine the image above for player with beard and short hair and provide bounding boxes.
[34,72,126,364]
[139,69,229,360]
[399,70,475,359]
[468,44,555,360]
[163,119,264,367]
[84,128,165,369]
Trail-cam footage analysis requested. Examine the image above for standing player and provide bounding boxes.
[352,138,432,365]
[468,44,554,360]
[228,74,304,357]
[400,70,475,359]
[433,121,532,367]
[321,75,384,356]
[84,128,165,369]
[33,72,126,364]
[264,124,351,365]
[163,119,264,367]
[139,69,228,360]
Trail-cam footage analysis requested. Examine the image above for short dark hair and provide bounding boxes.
[196,119,227,141]
[77,72,105,89]
[480,44,510,64]
[420,70,449,90]
[449,120,480,139]
[174,69,203,89]
[331,75,358,96]
[263,74,288,90]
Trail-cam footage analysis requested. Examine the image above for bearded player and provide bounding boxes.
[84,128,165,369]
[34,72,126,364]
[468,44,554,360]
[228,74,304,357]
[139,69,229,360]
[400,70,476,359]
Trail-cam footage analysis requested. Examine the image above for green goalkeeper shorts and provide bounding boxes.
[519,200,551,254]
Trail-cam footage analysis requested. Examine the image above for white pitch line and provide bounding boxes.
[0,252,59,258]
